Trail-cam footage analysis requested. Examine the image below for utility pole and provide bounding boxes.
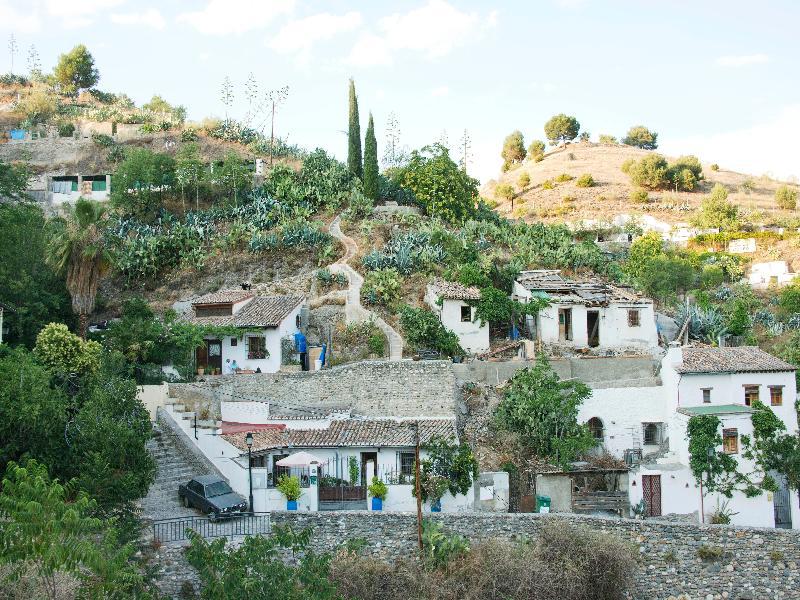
[413,420,423,552]
[267,86,289,167]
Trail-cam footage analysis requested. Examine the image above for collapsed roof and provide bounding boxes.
[516,270,651,306]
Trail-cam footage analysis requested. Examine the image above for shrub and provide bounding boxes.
[598,134,617,144]
[578,131,590,142]
[739,178,756,194]
[693,184,740,231]
[495,183,515,201]
[630,188,649,203]
[367,477,388,501]
[276,474,302,501]
[399,305,463,357]
[91,132,115,147]
[180,128,199,142]
[517,171,531,190]
[696,545,724,561]
[622,125,658,149]
[57,122,75,137]
[367,332,385,356]
[776,185,797,210]
[34,323,101,375]
[554,173,574,183]
[710,163,720,171]
[14,87,58,124]
[421,520,470,569]
[527,139,546,161]
[542,179,555,190]
[344,189,374,220]
[361,268,401,308]
[562,195,576,203]
[576,173,595,188]
[625,154,669,189]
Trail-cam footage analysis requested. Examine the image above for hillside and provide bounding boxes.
[483,142,795,229]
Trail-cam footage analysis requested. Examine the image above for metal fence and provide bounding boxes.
[152,513,271,544]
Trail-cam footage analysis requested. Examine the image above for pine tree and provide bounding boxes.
[363,112,379,200]
[347,78,362,179]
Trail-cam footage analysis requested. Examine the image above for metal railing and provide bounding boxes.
[152,512,271,544]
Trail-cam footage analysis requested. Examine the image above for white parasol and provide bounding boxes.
[276,451,322,467]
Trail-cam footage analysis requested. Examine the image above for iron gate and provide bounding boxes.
[152,513,271,544]
[771,470,793,529]
[642,475,662,517]
[318,457,368,510]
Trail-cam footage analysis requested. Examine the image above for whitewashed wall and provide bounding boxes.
[425,289,489,354]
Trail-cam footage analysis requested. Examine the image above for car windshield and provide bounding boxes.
[205,481,234,498]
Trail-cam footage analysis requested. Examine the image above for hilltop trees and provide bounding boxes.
[527,139,546,162]
[544,114,580,146]
[622,125,658,149]
[363,112,379,200]
[501,130,526,171]
[53,44,99,94]
[622,153,703,192]
[347,79,362,179]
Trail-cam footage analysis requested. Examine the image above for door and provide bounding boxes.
[206,339,222,373]
[360,452,378,486]
[587,310,600,347]
[642,475,661,517]
[558,308,573,341]
[772,470,792,529]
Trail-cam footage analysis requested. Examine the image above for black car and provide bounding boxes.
[178,475,248,520]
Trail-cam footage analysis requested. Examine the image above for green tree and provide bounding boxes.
[175,142,204,211]
[624,231,664,280]
[624,154,669,189]
[636,256,696,305]
[779,282,800,314]
[692,184,740,231]
[622,125,658,149]
[47,199,111,338]
[0,159,30,199]
[34,322,101,376]
[527,139,546,161]
[398,143,479,224]
[517,171,531,190]
[347,78,362,179]
[0,202,73,346]
[494,356,595,468]
[543,114,580,146]
[667,155,703,191]
[363,112,379,200]
[473,286,549,329]
[53,44,99,94]
[220,151,249,206]
[775,185,798,210]
[413,437,479,503]
[399,304,463,358]
[110,148,176,217]
[495,183,514,202]
[501,130,526,171]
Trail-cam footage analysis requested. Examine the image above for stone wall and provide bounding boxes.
[271,511,800,599]
[169,360,459,418]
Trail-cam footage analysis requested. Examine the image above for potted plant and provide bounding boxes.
[368,477,388,511]
[424,475,449,513]
[197,367,205,376]
[277,474,302,510]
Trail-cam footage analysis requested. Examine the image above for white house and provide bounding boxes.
[48,174,111,203]
[748,261,799,289]
[425,280,489,354]
[185,290,304,374]
[579,345,800,529]
[513,270,659,352]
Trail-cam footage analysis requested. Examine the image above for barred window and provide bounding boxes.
[627,309,640,327]
[398,451,415,476]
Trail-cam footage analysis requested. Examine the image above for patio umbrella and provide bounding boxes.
[276,451,322,467]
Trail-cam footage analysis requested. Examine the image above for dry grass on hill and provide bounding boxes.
[482,142,797,228]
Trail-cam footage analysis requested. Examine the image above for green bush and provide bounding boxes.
[276,474,302,501]
[696,545,724,561]
[57,122,75,137]
[775,185,797,210]
[361,268,401,308]
[576,173,595,188]
[542,179,555,190]
[34,323,101,375]
[598,134,617,144]
[495,183,514,201]
[630,188,649,203]
[693,184,740,231]
[180,128,199,142]
[625,154,669,189]
[367,477,388,501]
[527,139,546,161]
[399,305,463,357]
[710,163,720,171]
[421,520,469,569]
[91,133,115,147]
[554,173,574,183]
[517,172,531,189]
[501,130,526,171]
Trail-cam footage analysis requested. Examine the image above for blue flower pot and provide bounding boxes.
[371,497,383,511]
[430,500,442,512]
[287,500,298,511]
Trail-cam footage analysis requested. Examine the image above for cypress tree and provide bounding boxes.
[363,112,379,200]
[347,78,362,179]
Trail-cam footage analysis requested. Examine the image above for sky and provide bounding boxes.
[2,0,799,184]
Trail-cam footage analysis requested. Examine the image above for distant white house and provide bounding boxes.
[748,261,798,289]
[578,345,800,529]
[512,270,658,352]
[48,174,111,203]
[425,280,489,354]
[184,290,304,374]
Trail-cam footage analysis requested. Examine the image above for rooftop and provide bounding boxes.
[222,418,458,454]
[678,404,754,416]
[428,279,482,301]
[516,270,649,306]
[186,295,304,328]
[676,346,795,374]
[192,289,255,305]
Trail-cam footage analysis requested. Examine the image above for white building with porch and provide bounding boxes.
[425,280,489,354]
[185,290,304,374]
[512,270,658,352]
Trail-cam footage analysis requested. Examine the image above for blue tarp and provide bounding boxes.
[9,129,26,140]
[294,331,307,353]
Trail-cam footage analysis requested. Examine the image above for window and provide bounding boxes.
[627,309,641,327]
[770,386,783,407]
[642,423,662,445]
[398,451,415,477]
[743,385,759,406]
[271,454,289,486]
[702,388,712,404]
[247,335,267,359]
[587,417,604,440]
[230,337,237,347]
[723,428,739,454]
[296,314,302,329]
[460,305,472,322]
[249,454,267,468]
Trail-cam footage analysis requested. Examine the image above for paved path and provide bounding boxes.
[328,216,404,360]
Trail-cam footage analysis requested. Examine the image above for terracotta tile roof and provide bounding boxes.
[516,270,649,306]
[187,295,304,328]
[429,279,482,301]
[676,346,795,374]
[222,418,458,453]
[192,289,255,305]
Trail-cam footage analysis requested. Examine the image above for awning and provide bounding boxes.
[276,451,322,467]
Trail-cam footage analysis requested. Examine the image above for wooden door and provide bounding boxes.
[206,339,222,372]
[642,475,661,517]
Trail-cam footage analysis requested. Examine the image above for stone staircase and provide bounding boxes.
[328,216,404,360]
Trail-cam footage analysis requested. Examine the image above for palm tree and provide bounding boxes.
[48,198,110,338]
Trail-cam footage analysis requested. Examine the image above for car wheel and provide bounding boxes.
[183,496,191,509]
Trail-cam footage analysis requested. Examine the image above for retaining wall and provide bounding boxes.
[271,511,800,599]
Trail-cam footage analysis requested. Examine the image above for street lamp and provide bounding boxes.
[246,432,254,514]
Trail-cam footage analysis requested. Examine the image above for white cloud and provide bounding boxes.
[716,53,769,67]
[347,0,488,67]
[178,0,294,35]
[431,85,449,97]
[660,104,800,182]
[269,11,362,62]
[111,8,165,30]
[46,0,124,28]
[0,1,42,32]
